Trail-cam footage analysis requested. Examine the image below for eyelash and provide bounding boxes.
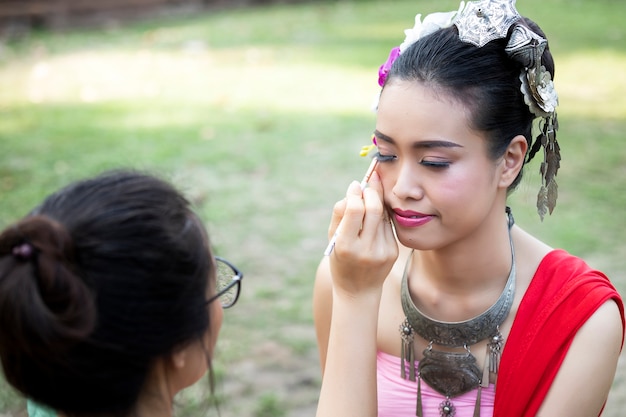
[421,160,450,168]
[374,152,450,169]
[374,152,396,163]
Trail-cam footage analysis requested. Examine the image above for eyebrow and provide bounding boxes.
[374,130,463,149]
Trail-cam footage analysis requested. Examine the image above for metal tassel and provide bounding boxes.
[408,340,415,381]
[400,318,416,381]
[416,374,423,417]
[481,343,490,388]
[473,386,482,417]
[401,339,407,380]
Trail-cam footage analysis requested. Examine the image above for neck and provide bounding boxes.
[57,398,172,417]
[129,360,175,417]
[415,211,513,293]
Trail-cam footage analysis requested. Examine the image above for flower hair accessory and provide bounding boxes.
[377,3,464,88]
[360,136,377,157]
[12,242,34,261]
[502,17,559,219]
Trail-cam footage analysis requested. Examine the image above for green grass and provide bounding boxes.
[1,0,625,416]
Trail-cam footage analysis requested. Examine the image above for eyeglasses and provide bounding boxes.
[206,256,243,308]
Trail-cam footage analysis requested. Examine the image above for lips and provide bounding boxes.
[393,209,434,228]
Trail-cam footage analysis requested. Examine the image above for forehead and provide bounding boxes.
[376,81,480,145]
[379,80,470,117]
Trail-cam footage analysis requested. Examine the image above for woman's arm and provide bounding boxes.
[313,257,333,374]
[315,173,398,417]
[316,285,383,417]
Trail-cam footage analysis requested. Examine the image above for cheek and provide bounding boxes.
[378,167,395,201]
[440,166,479,192]
[437,164,495,199]
[433,166,501,225]
[379,161,495,204]
[206,302,223,358]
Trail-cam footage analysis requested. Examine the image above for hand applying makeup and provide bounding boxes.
[317,170,398,417]
[327,170,398,299]
[316,169,398,417]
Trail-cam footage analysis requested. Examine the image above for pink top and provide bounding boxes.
[377,350,496,417]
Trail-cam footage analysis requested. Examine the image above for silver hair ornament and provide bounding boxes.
[454,0,521,47]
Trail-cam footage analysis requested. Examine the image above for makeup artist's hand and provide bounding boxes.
[317,170,397,417]
[328,171,398,299]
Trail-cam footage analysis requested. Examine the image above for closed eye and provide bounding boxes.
[420,159,450,168]
[374,152,396,163]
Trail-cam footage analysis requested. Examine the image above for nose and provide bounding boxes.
[391,161,424,200]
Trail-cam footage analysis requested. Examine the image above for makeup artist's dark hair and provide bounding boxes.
[0,169,213,416]
[385,18,555,191]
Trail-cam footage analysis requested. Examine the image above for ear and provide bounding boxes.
[164,340,209,392]
[159,344,193,394]
[498,135,528,188]
[170,346,188,370]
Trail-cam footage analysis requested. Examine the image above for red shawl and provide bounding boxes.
[494,250,625,416]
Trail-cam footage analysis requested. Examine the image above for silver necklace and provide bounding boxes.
[399,209,516,416]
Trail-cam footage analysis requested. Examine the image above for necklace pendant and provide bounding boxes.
[419,345,481,397]
[439,397,456,417]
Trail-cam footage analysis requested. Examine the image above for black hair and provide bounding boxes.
[385,18,555,191]
[0,169,213,416]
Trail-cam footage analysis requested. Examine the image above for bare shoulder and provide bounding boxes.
[538,300,623,416]
[511,223,625,415]
[511,224,553,262]
[510,225,553,288]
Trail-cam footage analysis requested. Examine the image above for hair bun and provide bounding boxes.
[0,216,96,359]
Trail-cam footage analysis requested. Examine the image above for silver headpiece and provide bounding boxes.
[454,0,560,219]
[454,0,521,47]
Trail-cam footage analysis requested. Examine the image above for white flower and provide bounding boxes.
[399,2,465,53]
[519,67,559,117]
[535,71,558,114]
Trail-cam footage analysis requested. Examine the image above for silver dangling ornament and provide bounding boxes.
[439,398,456,417]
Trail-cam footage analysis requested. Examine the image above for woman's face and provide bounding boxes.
[375,80,508,250]
[176,256,224,391]
[175,226,224,391]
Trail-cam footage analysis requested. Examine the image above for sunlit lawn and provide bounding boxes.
[1,0,625,416]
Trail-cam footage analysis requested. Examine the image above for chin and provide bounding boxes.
[395,230,446,252]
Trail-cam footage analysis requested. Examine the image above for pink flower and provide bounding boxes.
[375,3,463,89]
[378,46,401,87]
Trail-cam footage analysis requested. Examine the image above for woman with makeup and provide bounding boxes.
[314,1,624,416]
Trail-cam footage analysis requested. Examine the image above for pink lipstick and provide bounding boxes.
[393,209,434,228]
